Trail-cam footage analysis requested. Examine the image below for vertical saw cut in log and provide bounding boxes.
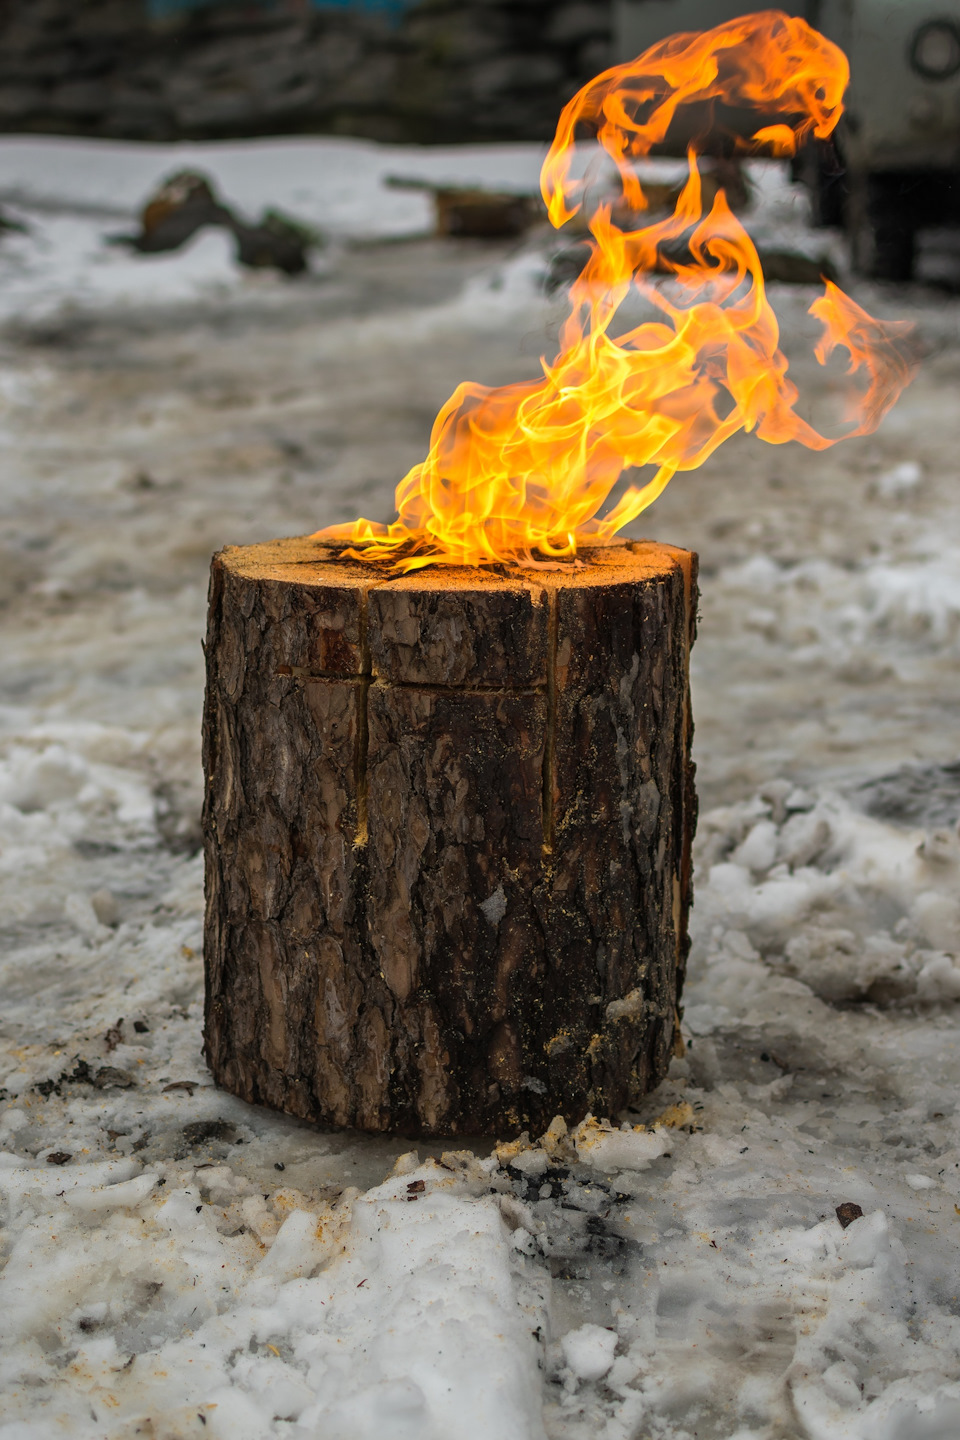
[202,536,697,1138]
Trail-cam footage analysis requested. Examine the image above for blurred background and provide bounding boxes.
[0,0,612,145]
[0,0,957,277]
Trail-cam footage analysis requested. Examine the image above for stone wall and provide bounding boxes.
[0,0,612,144]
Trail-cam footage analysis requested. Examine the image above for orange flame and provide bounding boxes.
[321,9,915,571]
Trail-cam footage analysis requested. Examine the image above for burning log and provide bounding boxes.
[201,12,915,1140]
[203,536,697,1137]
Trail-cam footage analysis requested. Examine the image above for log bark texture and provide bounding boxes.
[202,536,697,1137]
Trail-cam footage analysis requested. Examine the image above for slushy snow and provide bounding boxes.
[0,135,959,1440]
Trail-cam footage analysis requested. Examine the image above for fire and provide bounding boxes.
[321,9,915,571]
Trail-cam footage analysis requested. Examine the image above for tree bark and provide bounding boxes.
[202,536,697,1137]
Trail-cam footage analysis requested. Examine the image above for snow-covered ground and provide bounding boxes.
[1,137,959,1440]
[0,134,551,325]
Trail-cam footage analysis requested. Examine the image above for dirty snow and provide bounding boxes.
[1,137,960,1440]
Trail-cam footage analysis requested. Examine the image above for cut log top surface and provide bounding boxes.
[219,534,690,596]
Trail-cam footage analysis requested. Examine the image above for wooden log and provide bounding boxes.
[202,536,698,1137]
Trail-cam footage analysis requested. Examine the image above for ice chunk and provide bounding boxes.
[912,891,960,951]
[572,1116,670,1171]
[63,1171,158,1212]
[876,460,922,499]
[915,951,960,1002]
[249,1208,330,1285]
[63,891,108,941]
[733,819,778,874]
[510,1148,550,1177]
[784,929,915,1005]
[0,1157,138,1206]
[560,1323,618,1382]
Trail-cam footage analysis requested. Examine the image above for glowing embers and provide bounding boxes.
[321,9,915,571]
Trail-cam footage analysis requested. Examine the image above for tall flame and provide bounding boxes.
[322,9,915,571]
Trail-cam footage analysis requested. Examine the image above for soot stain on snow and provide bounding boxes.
[181,1119,238,1147]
